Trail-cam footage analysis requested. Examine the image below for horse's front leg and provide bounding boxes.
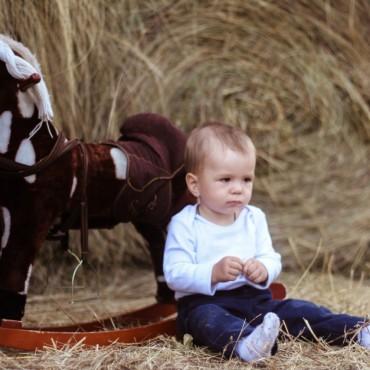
[0,238,35,320]
[133,222,174,303]
[0,208,48,321]
[0,289,27,320]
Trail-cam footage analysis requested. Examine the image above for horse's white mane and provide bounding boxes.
[0,34,53,122]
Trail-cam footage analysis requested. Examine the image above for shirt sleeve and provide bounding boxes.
[252,208,282,288]
[163,214,215,296]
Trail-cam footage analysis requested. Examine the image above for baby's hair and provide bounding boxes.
[185,122,255,173]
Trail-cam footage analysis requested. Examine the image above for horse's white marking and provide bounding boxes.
[19,264,33,295]
[110,148,128,180]
[0,207,11,258]
[70,176,78,198]
[0,111,12,154]
[14,138,36,183]
[17,91,35,118]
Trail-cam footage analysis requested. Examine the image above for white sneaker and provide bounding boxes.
[236,312,280,362]
[358,324,370,349]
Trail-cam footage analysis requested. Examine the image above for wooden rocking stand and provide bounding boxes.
[0,282,286,351]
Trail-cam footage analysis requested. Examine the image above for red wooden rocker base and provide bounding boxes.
[0,282,286,351]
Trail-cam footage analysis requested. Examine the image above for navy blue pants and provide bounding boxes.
[177,286,364,357]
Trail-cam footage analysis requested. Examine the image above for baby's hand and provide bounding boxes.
[211,256,243,284]
[243,259,268,284]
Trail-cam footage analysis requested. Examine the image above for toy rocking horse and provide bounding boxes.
[0,34,192,323]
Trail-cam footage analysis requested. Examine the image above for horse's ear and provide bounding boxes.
[18,73,41,91]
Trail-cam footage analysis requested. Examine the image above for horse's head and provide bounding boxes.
[0,35,53,122]
[0,37,57,321]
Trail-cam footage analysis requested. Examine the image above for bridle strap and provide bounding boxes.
[76,142,89,261]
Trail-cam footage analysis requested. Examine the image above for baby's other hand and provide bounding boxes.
[212,256,243,284]
[243,259,268,284]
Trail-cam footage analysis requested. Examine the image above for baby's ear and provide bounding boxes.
[185,173,200,198]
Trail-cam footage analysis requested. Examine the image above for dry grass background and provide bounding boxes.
[0,0,370,368]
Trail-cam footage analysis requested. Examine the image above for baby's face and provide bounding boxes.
[193,143,255,225]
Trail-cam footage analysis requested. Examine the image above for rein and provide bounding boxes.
[0,133,79,177]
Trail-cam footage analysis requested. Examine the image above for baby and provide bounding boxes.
[163,122,369,362]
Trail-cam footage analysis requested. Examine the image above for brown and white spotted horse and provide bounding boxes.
[0,34,192,321]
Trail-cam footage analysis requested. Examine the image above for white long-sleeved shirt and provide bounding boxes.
[163,204,282,300]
